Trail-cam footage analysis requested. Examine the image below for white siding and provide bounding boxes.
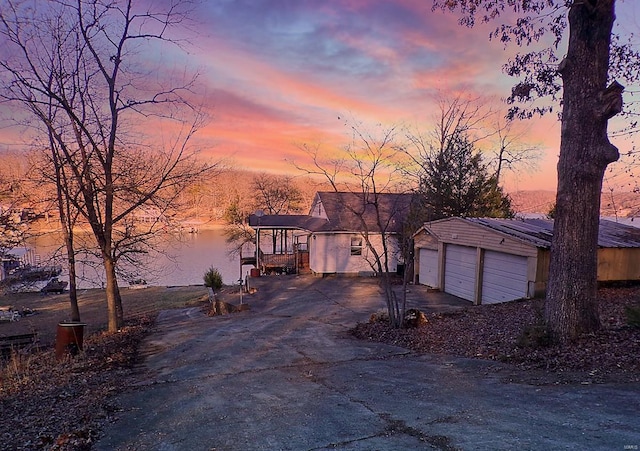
[481,251,529,304]
[444,245,477,301]
[418,248,439,287]
[309,234,338,273]
[309,233,399,275]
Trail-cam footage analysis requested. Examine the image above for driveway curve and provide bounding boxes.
[95,276,640,451]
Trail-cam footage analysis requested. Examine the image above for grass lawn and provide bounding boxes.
[0,285,210,347]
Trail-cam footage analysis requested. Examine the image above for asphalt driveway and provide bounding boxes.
[95,276,640,450]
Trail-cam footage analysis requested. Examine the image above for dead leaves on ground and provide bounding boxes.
[352,287,640,384]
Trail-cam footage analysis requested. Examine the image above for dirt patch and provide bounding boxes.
[352,285,640,385]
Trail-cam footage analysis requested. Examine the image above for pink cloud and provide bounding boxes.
[139,0,640,194]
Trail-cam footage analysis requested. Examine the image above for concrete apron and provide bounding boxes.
[95,276,640,451]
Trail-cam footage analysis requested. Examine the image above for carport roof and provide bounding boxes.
[247,214,328,231]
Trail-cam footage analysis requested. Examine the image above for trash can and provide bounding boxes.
[250,268,260,277]
[55,322,86,359]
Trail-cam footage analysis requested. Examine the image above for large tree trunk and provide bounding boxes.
[545,0,622,342]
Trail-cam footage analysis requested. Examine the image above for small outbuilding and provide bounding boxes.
[413,217,640,305]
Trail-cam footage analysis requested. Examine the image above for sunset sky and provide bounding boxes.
[2,1,639,193]
[179,0,640,192]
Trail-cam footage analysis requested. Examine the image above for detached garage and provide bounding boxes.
[413,217,640,305]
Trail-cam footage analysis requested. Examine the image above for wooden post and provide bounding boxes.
[256,228,261,273]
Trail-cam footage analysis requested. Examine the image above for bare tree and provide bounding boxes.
[0,151,41,293]
[252,173,304,215]
[293,142,346,192]
[433,0,640,341]
[251,173,304,254]
[223,191,256,259]
[0,148,30,201]
[0,207,27,258]
[405,93,540,188]
[37,128,84,322]
[297,121,413,328]
[488,116,541,184]
[405,93,490,183]
[0,0,218,331]
[404,95,515,221]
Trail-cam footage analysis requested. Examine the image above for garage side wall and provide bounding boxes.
[529,248,640,297]
[597,248,640,281]
[533,249,551,298]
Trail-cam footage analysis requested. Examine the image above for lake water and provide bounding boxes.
[28,228,245,288]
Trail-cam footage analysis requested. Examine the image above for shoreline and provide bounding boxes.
[32,219,228,234]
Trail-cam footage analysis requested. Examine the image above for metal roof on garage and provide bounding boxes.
[468,218,640,249]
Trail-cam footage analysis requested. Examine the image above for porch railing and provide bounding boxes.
[261,253,296,269]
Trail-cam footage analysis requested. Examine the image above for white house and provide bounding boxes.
[248,191,413,276]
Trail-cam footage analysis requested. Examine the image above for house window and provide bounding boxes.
[350,237,363,256]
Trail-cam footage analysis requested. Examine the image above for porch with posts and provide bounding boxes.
[252,228,309,275]
[247,212,315,276]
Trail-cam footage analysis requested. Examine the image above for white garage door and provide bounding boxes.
[444,245,477,301]
[418,248,439,287]
[482,251,529,304]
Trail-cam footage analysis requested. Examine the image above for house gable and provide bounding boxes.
[312,191,413,234]
[309,193,329,220]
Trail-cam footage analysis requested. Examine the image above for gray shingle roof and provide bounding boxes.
[248,192,414,234]
[313,192,413,233]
